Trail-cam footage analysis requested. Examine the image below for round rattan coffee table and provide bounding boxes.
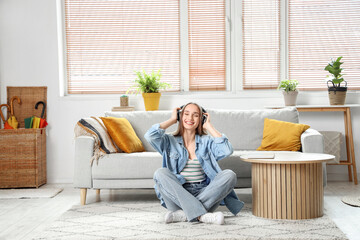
[241,152,334,220]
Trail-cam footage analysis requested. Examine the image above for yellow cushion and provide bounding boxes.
[100,117,145,153]
[257,118,310,151]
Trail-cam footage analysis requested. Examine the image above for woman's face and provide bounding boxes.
[182,104,201,131]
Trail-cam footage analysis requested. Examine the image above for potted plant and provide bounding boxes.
[120,95,128,107]
[325,56,347,105]
[277,79,299,106]
[126,69,171,111]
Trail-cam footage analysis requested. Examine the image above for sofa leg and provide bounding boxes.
[95,189,101,202]
[80,188,87,205]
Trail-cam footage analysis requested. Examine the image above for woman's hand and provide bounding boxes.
[160,107,181,130]
[171,107,181,124]
[202,112,222,137]
[202,112,210,130]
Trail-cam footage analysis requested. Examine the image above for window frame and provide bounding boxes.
[238,0,360,92]
[58,0,360,97]
[287,0,360,91]
[59,0,232,96]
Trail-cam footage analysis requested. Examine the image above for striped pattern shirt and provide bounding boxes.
[180,159,206,183]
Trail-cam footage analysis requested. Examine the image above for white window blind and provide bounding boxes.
[65,0,180,94]
[289,0,360,90]
[188,0,226,91]
[242,0,280,89]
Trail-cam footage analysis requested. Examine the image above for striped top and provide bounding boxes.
[180,159,206,183]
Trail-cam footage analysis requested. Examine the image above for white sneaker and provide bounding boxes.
[164,210,187,224]
[199,212,225,225]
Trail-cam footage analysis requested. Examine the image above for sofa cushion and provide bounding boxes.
[206,107,299,150]
[93,151,250,180]
[105,111,177,152]
[92,152,163,179]
[219,152,252,178]
[257,118,310,151]
[105,107,299,151]
[100,117,145,153]
[92,150,291,181]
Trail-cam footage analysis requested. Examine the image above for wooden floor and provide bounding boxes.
[0,181,359,240]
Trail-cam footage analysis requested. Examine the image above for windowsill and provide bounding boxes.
[59,89,360,101]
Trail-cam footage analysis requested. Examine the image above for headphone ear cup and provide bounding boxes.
[202,108,207,125]
[177,105,184,122]
[202,115,207,125]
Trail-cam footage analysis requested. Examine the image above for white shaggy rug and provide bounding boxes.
[32,201,347,240]
[0,188,63,199]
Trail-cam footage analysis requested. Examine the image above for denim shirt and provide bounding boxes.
[144,123,244,216]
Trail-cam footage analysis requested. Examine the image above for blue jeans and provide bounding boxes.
[153,168,237,222]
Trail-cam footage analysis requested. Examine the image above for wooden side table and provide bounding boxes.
[241,152,334,220]
[267,104,359,185]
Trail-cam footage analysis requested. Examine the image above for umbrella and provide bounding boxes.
[24,116,34,129]
[7,96,21,129]
[35,101,48,128]
[0,104,13,129]
[32,117,41,128]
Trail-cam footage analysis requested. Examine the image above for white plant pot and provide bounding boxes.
[282,90,298,106]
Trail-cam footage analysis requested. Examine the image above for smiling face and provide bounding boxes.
[181,104,201,132]
[173,102,207,137]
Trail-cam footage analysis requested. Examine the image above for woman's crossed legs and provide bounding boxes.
[153,168,237,224]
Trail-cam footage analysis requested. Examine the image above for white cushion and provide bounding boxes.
[319,131,341,164]
[206,107,299,150]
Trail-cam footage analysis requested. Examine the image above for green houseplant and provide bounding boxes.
[126,69,171,111]
[277,79,299,106]
[325,56,347,105]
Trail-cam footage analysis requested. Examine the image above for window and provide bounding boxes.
[64,0,360,94]
[242,0,360,91]
[64,0,227,94]
[188,0,226,91]
[242,0,280,89]
[289,0,360,90]
[65,0,180,94]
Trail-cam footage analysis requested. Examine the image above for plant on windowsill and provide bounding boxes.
[120,95,129,107]
[277,79,299,106]
[126,69,171,111]
[325,56,347,105]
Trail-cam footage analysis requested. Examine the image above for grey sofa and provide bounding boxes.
[74,107,325,205]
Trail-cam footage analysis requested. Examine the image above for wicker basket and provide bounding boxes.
[0,129,46,188]
[120,96,129,107]
[0,86,47,188]
[328,87,347,105]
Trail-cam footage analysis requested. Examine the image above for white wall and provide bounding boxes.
[0,0,359,183]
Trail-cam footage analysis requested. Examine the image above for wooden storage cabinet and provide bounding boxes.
[0,129,46,188]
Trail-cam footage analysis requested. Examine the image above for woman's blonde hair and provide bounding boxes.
[173,102,207,137]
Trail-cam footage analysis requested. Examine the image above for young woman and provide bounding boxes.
[144,102,244,225]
